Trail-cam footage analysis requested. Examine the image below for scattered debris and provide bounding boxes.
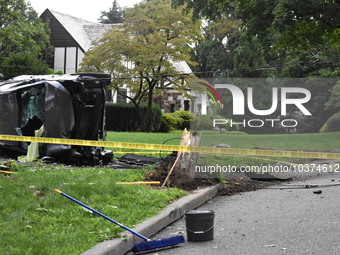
[110,154,163,169]
[209,144,232,148]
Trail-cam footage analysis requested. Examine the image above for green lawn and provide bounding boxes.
[199,131,340,150]
[106,131,340,169]
[107,131,340,151]
[1,130,339,254]
[0,166,185,255]
[106,131,184,156]
[198,131,340,166]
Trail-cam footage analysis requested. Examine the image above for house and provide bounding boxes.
[40,9,115,74]
[40,9,207,114]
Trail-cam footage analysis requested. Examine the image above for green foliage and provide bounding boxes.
[320,112,340,132]
[159,111,196,132]
[98,0,124,24]
[195,115,213,130]
[319,122,328,133]
[173,110,192,129]
[190,16,242,77]
[0,0,51,75]
[1,53,49,79]
[325,81,340,113]
[174,0,339,78]
[141,103,163,132]
[0,167,185,254]
[81,0,201,132]
[172,0,236,20]
[47,69,64,75]
[159,113,183,132]
[272,0,339,49]
[105,103,162,132]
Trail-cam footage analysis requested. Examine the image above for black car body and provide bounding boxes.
[0,73,113,164]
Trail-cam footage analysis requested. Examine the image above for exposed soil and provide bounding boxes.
[218,179,272,196]
[145,152,273,194]
[144,153,217,191]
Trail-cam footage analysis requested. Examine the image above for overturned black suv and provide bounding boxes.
[0,73,113,164]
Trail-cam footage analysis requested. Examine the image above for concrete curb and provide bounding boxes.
[82,184,222,255]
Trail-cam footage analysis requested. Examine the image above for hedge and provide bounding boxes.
[105,103,162,132]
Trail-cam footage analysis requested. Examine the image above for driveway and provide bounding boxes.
[144,172,340,255]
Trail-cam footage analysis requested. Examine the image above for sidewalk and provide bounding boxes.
[146,172,340,255]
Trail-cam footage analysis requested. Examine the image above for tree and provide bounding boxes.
[0,0,51,77]
[325,81,340,114]
[172,0,340,78]
[172,0,237,20]
[99,0,124,24]
[191,16,242,78]
[1,52,49,79]
[173,0,339,134]
[81,0,201,132]
[271,0,339,49]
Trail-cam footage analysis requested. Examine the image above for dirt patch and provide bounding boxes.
[218,179,272,196]
[145,152,273,194]
[145,153,218,191]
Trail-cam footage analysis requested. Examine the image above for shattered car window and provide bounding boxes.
[0,73,113,165]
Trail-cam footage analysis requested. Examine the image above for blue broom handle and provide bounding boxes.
[54,189,149,241]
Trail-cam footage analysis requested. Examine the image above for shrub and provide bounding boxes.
[173,110,191,130]
[159,113,182,132]
[105,103,162,132]
[320,112,340,132]
[1,53,49,79]
[195,115,213,130]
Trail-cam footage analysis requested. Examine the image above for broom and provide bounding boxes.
[54,189,185,253]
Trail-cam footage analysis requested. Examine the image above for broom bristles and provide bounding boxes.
[132,235,185,253]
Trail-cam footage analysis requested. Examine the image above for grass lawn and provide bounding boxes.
[0,166,185,255]
[197,131,340,166]
[199,131,340,150]
[107,131,340,166]
[106,131,184,156]
[107,131,340,151]
[1,131,339,254]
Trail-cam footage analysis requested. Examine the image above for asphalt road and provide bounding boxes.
[143,172,340,255]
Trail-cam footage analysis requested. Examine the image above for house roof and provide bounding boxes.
[42,9,116,51]
[41,9,193,74]
[170,60,193,74]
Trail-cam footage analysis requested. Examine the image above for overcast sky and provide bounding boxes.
[28,0,141,22]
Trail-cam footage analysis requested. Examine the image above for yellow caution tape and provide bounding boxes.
[116,181,161,185]
[0,170,16,175]
[1,134,340,160]
[114,151,171,154]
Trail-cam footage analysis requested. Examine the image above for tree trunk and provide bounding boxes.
[131,101,144,132]
[144,85,154,132]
